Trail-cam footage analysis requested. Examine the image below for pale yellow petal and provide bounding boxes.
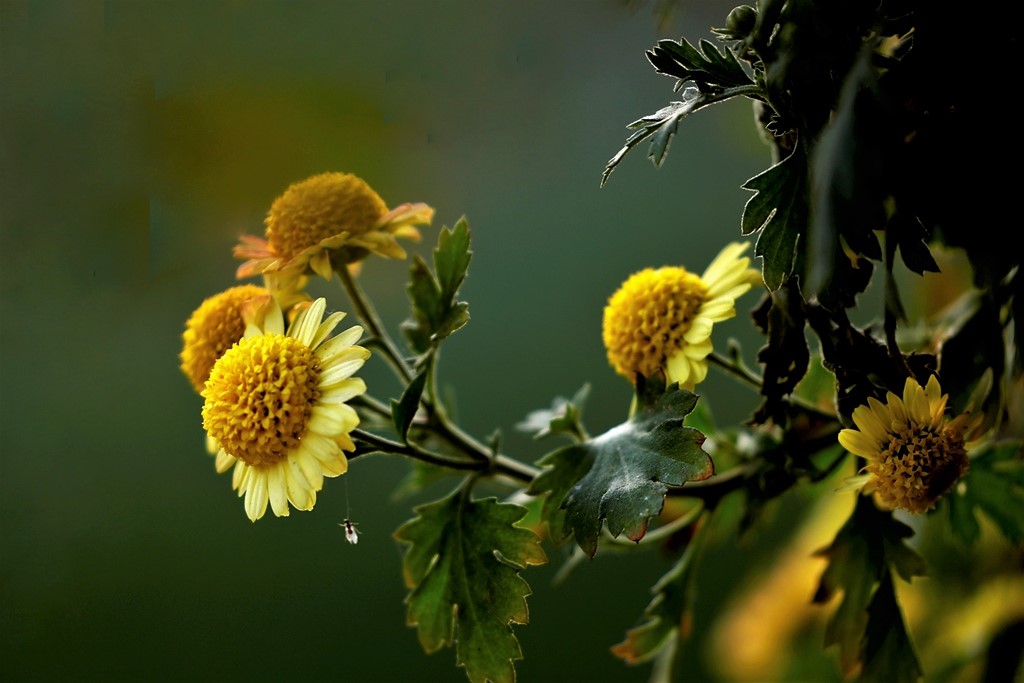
[267,465,290,517]
[666,352,691,386]
[316,325,364,360]
[295,451,325,492]
[701,242,749,286]
[309,251,334,281]
[318,377,367,405]
[683,317,714,344]
[695,297,736,322]
[683,338,714,360]
[310,311,346,350]
[244,470,270,521]
[232,460,247,491]
[854,402,889,442]
[284,464,314,511]
[214,449,237,474]
[318,353,370,387]
[289,298,326,346]
[838,429,880,460]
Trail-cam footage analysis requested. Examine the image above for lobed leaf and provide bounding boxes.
[611,524,704,664]
[943,441,1024,545]
[395,489,547,683]
[402,219,474,353]
[813,497,925,677]
[528,376,713,558]
[741,144,808,291]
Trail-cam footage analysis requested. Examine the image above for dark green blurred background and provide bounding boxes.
[1,2,779,681]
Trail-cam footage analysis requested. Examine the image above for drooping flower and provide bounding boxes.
[234,172,434,282]
[201,297,369,521]
[838,375,985,513]
[180,284,270,394]
[602,242,760,389]
[180,279,311,394]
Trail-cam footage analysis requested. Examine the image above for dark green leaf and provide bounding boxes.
[391,368,428,441]
[610,523,704,664]
[434,217,472,302]
[528,376,713,558]
[395,489,547,683]
[860,571,923,683]
[814,497,925,677]
[403,222,473,351]
[751,281,809,425]
[741,145,808,291]
[645,37,753,89]
[943,441,1024,545]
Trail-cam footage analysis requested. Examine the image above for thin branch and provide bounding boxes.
[336,266,415,384]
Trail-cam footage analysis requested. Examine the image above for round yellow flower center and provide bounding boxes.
[180,284,268,393]
[265,172,388,260]
[202,334,321,468]
[603,267,709,379]
[868,424,969,513]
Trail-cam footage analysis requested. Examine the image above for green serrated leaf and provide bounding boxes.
[814,497,926,677]
[752,280,809,424]
[435,301,470,341]
[434,217,472,301]
[391,368,428,441]
[741,145,808,291]
[943,441,1024,545]
[528,376,713,558]
[403,223,473,350]
[860,571,923,683]
[610,521,704,664]
[395,489,547,683]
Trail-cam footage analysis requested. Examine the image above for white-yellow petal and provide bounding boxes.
[838,429,880,460]
[268,465,290,517]
[244,471,270,521]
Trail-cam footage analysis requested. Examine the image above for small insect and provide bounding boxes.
[340,518,360,545]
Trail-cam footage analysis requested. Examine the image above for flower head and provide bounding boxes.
[838,375,984,513]
[180,280,311,394]
[180,284,269,393]
[602,242,760,389]
[201,297,369,521]
[235,172,434,281]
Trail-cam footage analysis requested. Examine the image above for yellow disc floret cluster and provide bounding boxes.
[603,267,708,381]
[180,284,267,393]
[602,242,759,389]
[838,375,982,513]
[265,172,388,262]
[202,333,320,468]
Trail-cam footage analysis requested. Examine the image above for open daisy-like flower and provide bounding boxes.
[838,375,985,513]
[234,171,434,282]
[602,242,760,389]
[201,297,369,521]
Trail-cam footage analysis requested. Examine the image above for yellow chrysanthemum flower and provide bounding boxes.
[202,297,369,521]
[837,375,984,513]
[180,284,269,393]
[180,279,311,394]
[234,172,434,281]
[602,242,760,388]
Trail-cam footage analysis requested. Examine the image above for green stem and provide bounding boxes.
[349,428,537,484]
[336,266,414,384]
[707,351,837,421]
